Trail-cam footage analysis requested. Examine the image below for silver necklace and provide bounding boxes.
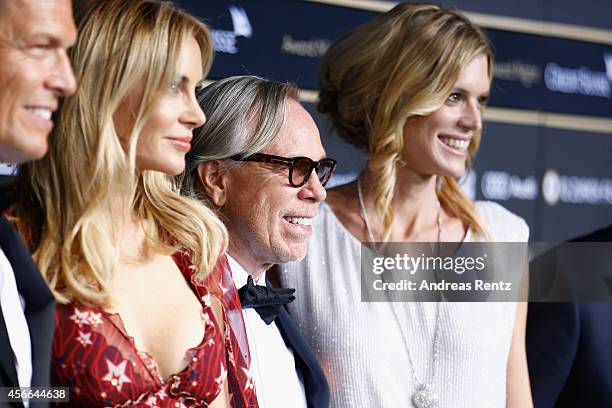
[357,177,443,408]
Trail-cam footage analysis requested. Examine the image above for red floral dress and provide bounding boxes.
[51,254,258,407]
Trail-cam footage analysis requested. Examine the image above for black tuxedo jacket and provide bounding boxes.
[0,214,55,408]
[250,278,329,408]
[527,225,612,407]
[273,301,330,408]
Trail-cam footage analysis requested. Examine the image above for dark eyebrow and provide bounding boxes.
[454,87,489,99]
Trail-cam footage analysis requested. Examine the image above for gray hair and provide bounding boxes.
[181,75,299,198]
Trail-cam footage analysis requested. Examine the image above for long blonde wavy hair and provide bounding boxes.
[12,0,226,306]
[319,3,492,241]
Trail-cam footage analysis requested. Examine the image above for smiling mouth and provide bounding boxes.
[284,216,313,226]
[438,135,470,152]
[26,107,53,120]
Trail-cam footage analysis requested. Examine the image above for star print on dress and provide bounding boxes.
[155,388,167,401]
[202,310,211,324]
[144,394,157,406]
[220,280,230,296]
[76,331,93,346]
[69,307,90,326]
[206,334,216,347]
[88,312,103,327]
[227,342,236,366]
[102,359,132,392]
[241,367,255,391]
[215,363,228,386]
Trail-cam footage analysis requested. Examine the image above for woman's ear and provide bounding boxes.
[196,160,228,207]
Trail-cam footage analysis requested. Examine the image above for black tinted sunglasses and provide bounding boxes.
[230,153,337,188]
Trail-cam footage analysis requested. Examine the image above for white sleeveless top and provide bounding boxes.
[280,201,529,408]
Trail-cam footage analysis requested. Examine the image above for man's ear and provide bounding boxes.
[196,160,228,207]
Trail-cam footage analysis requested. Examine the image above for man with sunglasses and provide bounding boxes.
[181,76,333,408]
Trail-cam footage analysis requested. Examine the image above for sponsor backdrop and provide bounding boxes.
[170,0,612,241]
[2,0,611,241]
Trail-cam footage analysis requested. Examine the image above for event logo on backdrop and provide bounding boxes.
[210,5,252,54]
[493,61,541,88]
[544,60,610,98]
[542,169,612,206]
[481,171,538,201]
[196,0,375,85]
[605,53,612,79]
[280,35,330,59]
[542,169,561,206]
[471,30,612,117]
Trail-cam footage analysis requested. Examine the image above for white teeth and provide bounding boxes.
[286,217,313,226]
[440,136,469,151]
[27,108,52,120]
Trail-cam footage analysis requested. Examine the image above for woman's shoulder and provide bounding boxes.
[325,182,356,217]
[474,200,530,242]
[317,182,363,233]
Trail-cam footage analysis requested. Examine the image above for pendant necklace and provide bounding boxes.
[357,177,444,408]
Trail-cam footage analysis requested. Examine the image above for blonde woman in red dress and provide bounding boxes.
[10,1,256,406]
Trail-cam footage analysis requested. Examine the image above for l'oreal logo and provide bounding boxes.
[211,5,253,54]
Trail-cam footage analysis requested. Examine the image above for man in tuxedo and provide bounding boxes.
[182,76,333,408]
[0,0,76,406]
[527,225,612,407]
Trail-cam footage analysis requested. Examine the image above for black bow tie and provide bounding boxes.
[238,275,295,324]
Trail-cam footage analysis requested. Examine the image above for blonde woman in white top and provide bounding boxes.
[280,3,532,407]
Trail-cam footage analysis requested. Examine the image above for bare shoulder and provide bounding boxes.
[325,182,351,211]
[324,181,367,242]
[325,182,357,222]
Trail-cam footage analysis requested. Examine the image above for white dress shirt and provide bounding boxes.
[0,247,33,393]
[227,255,307,408]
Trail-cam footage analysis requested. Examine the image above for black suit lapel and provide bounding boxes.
[275,305,312,366]
[0,308,19,387]
[0,215,55,390]
[275,304,330,408]
[0,216,53,310]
